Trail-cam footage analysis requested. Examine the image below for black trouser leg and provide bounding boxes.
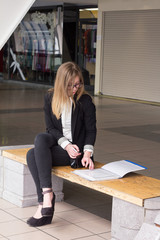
[26,132,70,202]
[33,133,55,189]
[27,148,43,202]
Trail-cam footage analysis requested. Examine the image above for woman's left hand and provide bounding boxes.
[81,151,94,170]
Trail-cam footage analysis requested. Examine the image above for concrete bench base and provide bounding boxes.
[0,145,64,207]
[134,223,160,240]
[111,197,160,240]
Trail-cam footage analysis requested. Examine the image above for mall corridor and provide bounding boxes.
[0,80,160,239]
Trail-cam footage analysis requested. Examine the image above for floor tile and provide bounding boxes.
[55,209,101,224]
[37,216,70,230]
[0,234,7,239]
[0,219,37,237]
[76,235,105,240]
[0,210,16,223]
[8,231,57,240]
[55,201,78,213]
[5,206,37,219]
[99,231,111,239]
[0,199,17,210]
[76,218,111,234]
[43,223,93,240]
[19,202,81,228]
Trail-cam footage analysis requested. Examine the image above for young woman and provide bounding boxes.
[26,61,97,227]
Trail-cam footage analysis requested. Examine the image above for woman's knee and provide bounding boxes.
[34,133,48,148]
[34,133,56,149]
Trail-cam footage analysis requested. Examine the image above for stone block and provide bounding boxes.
[0,143,34,198]
[1,145,64,207]
[0,155,4,166]
[134,223,160,240]
[111,197,144,240]
[144,197,160,210]
[3,156,37,207]
[143,197,160,225]
[154,213,160,226]
[145,209,160,225]
[51,175,64,202]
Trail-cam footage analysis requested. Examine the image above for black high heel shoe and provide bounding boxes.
[27,215,53,227]
[41,190,56,217]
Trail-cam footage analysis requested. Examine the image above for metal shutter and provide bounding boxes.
[102,10,160,102]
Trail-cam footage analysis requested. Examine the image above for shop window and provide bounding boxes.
[78,8,97,90]
[6,7,63,84]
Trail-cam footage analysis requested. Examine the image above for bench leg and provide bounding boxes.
[2,156,64,207]
[51,174,64,202]
[2,155,38,207]
[0,145,64,207]
[111,197,144,240]
[0,145,34,199]
[1,157,64,207]
[111,197,160,240]
[134,223,160,240]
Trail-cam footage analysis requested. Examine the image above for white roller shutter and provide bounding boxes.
[102,10,160,102]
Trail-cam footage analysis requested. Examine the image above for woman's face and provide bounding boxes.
[67,76,81,97]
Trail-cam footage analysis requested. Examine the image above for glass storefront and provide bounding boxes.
[3,7,63,84]
[78,8,97,88]
[0,5,98,90]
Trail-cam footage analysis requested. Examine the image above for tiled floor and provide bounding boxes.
[1,79,160,239]
[0,198,111,240]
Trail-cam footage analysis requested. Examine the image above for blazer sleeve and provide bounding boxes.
[44,92,67,144]
[80,95,97,149]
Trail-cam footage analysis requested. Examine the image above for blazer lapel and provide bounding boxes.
[57,116,63,132]
[71,103,79,140]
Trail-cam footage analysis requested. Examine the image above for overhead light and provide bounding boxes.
[80,8,98,11]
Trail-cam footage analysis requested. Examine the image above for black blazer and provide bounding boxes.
[44,92,97,152]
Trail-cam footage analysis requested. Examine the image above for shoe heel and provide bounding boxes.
[45,216,53,225]
[27,215,53,227]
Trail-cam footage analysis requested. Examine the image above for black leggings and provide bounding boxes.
[27,133,70,202]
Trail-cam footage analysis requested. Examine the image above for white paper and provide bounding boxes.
[102,160,146,178]
[73,168,120,181]
[73,160,146,181]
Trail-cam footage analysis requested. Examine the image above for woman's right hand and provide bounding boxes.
[65,144,81,158]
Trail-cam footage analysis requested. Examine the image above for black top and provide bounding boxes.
[44,92,97,152]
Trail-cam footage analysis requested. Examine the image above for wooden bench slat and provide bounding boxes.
[3,148,28,165]
[3,148,160,207]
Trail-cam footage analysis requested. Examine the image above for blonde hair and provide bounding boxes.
[50,62,85,119]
